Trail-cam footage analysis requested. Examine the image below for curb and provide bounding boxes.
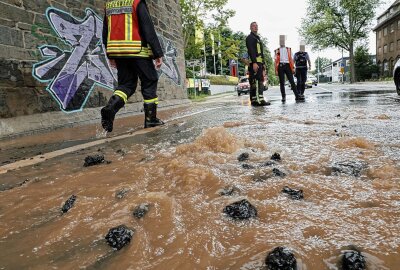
[0,99,191,139]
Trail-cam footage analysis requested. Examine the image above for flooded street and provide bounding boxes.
[0,83,399,269]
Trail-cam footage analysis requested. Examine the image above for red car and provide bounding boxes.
[236,76,268,96]
[236,77,250,96]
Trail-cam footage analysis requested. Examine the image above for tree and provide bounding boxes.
[299,0,381,83]
[314,57,331,74]
[354,45,379,81]
[179,0,234,56]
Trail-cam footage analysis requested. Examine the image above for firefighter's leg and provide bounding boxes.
[256,65,270,106]
[101,59,138,132]
[135,59,165,128]
[248,66,258,106]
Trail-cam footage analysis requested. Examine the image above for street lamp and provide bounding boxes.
[317,51,320,84]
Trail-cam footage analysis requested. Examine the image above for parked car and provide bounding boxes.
[305,77,313,89]
[308,75,318,86]
[286,77,312,89]
[236,76,250,96]
[236,76,268,96]
[393,58,400,95]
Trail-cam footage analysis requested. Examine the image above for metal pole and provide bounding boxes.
[193,64,196,98]
[341,48,344,84]
[204,45,207,75]
[317,52,320,84]
[219,32,222,75]
[213,55,216,75]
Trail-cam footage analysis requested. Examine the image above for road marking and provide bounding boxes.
[0,107,221,175]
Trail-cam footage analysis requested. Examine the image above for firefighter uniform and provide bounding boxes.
[245,32,270,106]
[101,0,164,132]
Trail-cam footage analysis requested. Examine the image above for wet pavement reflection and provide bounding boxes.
[0,84,399,269]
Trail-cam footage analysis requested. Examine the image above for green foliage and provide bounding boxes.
[314,57,331,73]
[354,46,379,81]
[300,0,382,82]
[179,0,275,82]
[179,0,235,60]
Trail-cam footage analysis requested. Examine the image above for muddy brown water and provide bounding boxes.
[0,89,399,269]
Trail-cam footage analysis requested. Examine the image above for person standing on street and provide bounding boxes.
[101,0,165,132]
[294,43,311,99]
[245,22,270,106]
[274,35,303,102]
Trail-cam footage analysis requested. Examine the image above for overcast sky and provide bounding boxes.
[225,0,391,62]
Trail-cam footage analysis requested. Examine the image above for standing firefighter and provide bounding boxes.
[246,22,270,106]
[101,0,164,132]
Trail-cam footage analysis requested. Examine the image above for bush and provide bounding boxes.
[207,75,238,85]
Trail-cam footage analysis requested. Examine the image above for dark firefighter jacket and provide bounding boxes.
[246,32,265,64]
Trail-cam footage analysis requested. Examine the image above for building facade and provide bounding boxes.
[321,57,350,83]
[374,0,400,77]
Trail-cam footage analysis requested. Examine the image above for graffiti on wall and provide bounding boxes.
[32,8,116,112]
[32,7,181,113]
[156,33,181,85]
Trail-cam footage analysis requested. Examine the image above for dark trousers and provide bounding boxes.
[115,58,158,101]
[278,63,299,98]
[295,67,307,95]
[248,63,265,102]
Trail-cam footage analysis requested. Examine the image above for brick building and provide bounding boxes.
[374,0,400,77]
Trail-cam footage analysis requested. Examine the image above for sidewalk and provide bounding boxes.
[0,99,190,139]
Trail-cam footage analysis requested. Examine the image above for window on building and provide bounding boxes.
[378,30,382,39]
[390,42,394,52]
[384,44,388,53]
[384,61,388,71]
[391,23,395,32]
[384,27,388,36]
[398,20,400,29]
[378,47,382,55]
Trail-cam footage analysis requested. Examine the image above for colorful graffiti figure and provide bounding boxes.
[32,7,181,113]
[32,8,116,112]
[156,34,181,85]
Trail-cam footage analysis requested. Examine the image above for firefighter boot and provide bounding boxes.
[101,95,125,132]
[144,103,165,128]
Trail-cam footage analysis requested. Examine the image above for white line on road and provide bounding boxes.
[0,107,221,175]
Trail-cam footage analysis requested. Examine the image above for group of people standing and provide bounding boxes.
[245,22,312,105]
[100,0,312,133]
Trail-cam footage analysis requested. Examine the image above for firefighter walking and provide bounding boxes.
[101,0,165,132]
[245,22,270,106]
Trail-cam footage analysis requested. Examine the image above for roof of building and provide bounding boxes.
[374,0,400,31]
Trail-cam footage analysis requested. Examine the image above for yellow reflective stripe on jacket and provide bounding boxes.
[106,0,152,58]
[256,43,263,63]
[125,13,132,40]
[144,98,158,104]
[114,90,128,103]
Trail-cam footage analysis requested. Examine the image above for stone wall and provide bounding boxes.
[0,0,186,118]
